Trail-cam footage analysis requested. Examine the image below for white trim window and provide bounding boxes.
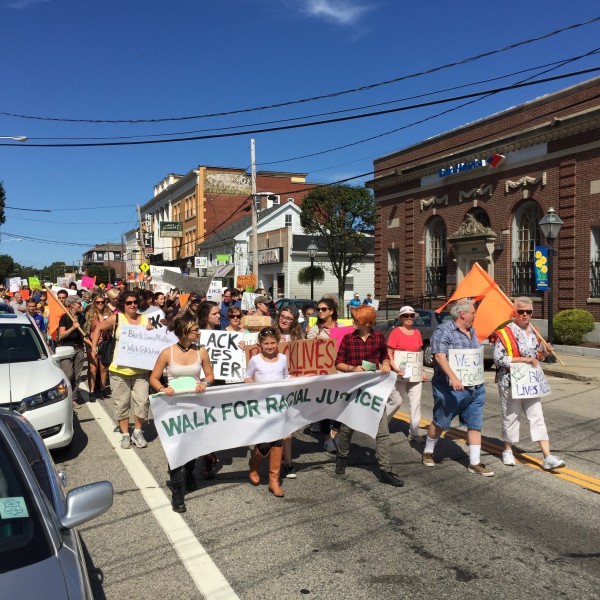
[511,201,541,296]
[425,217,446,296]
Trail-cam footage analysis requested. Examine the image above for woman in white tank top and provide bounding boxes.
[150,314,214,513]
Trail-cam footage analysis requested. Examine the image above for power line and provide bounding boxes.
[5,204,137,212]
[2,67,599,149]
[1,16,598,125]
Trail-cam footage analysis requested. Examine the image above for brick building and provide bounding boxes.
[368,76,600,323]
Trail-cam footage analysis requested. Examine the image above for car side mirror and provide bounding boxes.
[60,481,113,529]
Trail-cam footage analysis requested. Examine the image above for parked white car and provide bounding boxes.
[0,312,75,450]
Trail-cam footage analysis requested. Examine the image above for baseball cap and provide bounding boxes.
[64,295,83,307]
[254,295,269,306]
[398,305,416,316]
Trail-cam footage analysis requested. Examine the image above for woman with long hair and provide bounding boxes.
[149,314,214,512]
[91,291,153,450]
[84,294,112,400]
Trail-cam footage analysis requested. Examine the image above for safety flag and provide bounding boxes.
[47,292,67,338]
[437,263,514,342]
[179,293,190,307]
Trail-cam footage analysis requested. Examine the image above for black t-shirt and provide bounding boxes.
[59,313,84,346]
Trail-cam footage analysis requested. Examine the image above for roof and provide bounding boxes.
[293,234,374,254]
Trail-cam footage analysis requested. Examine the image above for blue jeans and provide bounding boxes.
[431,377,485,431]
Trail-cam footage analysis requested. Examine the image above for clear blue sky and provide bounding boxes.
[1,0,599,270]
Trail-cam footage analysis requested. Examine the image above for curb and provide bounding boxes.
[541,369,600,384]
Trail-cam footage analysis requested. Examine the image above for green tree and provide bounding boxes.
[299,185,375,316]
[0,254,15,282]
[86,264,114,285]
[0,181,6,226]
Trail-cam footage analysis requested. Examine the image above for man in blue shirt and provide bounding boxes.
[27,299,46,335]
[422,298,493,477]
[219,287,241,329]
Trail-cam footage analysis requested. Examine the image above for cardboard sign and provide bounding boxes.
[245,338,337,377]
[162,268,216,295]
[241,315,271,332]
[199,330,245,383]
[448,348,484,386]
[510,363,551,399]
[393,351,423,382]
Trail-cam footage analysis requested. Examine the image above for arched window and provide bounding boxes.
[466,207,491,228]
[511,201,542,295]
[426,217,447,296]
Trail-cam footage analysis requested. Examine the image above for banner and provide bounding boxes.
[151,371,398,469]
[245,338,337,376]
[199,330,245,383]
[115,325,177,370]
[510,363,551,399]
[534,246,549,291]
[393,351,423,382]
[448,348,484,386]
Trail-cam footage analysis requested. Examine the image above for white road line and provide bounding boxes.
[86,400,240,600]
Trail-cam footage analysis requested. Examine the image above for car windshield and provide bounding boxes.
[0,434,53,573]
[0,324,48,364]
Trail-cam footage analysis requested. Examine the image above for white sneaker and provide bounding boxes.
[408,433,426,444]
[131,430,148,448]
[542,455,565,471]
[502,450,516,466]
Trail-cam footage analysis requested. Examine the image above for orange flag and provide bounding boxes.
[47,292,67,337]
[179,293,190,307]
[437,263,514,342]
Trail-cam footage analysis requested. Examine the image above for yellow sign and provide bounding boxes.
[140,262,150,272]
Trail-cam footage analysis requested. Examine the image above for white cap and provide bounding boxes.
[398,305,416,316]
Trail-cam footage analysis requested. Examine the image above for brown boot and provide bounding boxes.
[268,446,285,498]
[248,447,266,486]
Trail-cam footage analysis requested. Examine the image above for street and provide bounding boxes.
[52,370,600,600]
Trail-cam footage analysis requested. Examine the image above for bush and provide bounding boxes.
[553,309,595,345]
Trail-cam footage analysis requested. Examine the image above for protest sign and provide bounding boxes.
[149,265,181,284]
[393,351,423,382]
[448,348,484,386]
[151,371,398,469]
[81,275,96,289]
[206,279,222,303]
[140,306,166,330]
[245,338,337,376]
[114,325,177,370]
[162,268,216,295]
[241,315,271,331]
[328,326,354,349]
[371,299,380,311]
[28,277,42,290]
[510,363,551,399]
[199,330,245,383]
[241,292,259,312]
[9,277,20,293]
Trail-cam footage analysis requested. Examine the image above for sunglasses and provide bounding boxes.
[517,309,533,315]
[95,301,106,305]
[260,327,277,335]
[317,307,330,312]
[401,313,417,319]
[125,300,138,306]
[229,314,242,319]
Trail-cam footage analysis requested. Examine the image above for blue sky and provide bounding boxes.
[1,0,599,269]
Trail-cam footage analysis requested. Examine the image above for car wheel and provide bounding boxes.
[423,343,434,368]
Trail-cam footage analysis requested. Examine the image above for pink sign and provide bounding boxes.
[81,275,96,289]
[328,326,355,350]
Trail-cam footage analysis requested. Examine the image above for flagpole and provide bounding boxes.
[530,324,565,367]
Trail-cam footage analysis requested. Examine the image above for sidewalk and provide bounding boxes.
[541,346,600,384]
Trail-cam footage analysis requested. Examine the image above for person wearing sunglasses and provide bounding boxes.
[493,297,564,471]
[83,294,112,401]
[92,291,153,450]
[225,307,246,334]
[387,306,428,444]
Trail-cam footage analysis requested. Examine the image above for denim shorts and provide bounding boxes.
[431,377,485,431]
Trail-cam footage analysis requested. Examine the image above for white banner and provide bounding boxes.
[510,363,551,399]
[448,348,484,386]
[151,372,398,469]
[393,351,423,382]
[115,325,177,370]
[199,330,245,383]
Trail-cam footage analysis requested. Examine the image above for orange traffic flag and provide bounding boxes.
[437,263,514,341]
[179,293,190,307]
[47,292,67,337]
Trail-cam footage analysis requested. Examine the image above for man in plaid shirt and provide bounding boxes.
[334,305,404,487]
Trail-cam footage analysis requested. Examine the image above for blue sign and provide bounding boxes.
[534,246,549,291]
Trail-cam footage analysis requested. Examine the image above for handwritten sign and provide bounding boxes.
[241,315,271,331]
[140,306,166,330]
[510,363,551,399]
[328,326,355,350]
[207,279,222,303]
[393,351,423,382]
[200,330,245,383]
[245,338,337,377]
[448,348,484,386]
[115,325,177,370]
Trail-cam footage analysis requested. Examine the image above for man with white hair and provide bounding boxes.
[422,298,493,476]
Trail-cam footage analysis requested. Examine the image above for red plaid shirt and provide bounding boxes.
[335,329,388,367]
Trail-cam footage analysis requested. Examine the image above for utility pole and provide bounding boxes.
[136,204,147,263]
[251,139,259,282]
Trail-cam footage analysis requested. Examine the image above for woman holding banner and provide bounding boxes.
[387,306,427,444]
[150,314,214,512]
[493,297,564,471]
[91,291,152,450]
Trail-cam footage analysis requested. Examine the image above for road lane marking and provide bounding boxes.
[393,411,600,494]
[86,400,240,600]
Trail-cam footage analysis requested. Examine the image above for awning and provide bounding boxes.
[215,264,235,278]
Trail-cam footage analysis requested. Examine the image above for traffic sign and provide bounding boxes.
[139,262,150,272]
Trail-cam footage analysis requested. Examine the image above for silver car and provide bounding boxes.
[0,407,113,598]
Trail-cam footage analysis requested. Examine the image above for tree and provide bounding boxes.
[0,254,15,282]
[0,181,6,226]
[300,185,375,316]
[86,264,113,285]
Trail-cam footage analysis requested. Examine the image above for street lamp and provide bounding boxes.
[538,207,564,362]
[186,259,192,275]
[307,241,318,301]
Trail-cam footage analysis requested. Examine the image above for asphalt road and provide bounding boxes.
[51,371,600,600]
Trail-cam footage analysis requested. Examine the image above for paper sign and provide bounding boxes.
[149,265,182,284]
[28,277,42,290]
[448,348,484,386]
[328,326,355,349]
[0,497,29,519]
[9,277,20,292]
[81,275,96,289]
[140,306,166,330]
[199,330,245,383]
[246,338,337,377]
[207,279,222,303]
[115,325,177,370]
[393,351,423,382]
[241,292,259,312]
[510,363,551,399]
